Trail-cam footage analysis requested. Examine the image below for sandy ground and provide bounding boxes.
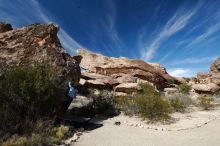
[73,107,220,146]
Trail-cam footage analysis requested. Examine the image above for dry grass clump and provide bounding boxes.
[1,123,72,146]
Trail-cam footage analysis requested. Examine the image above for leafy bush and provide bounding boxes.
[135,84,171,120]
[116,84,171,121]
[115,95,137,116]
[0,65,59,134]
[178,83,191,94]
[51,125,70,144]
[198,95,214,110]
[167,94,192,112]
[92,90,117,115]
[169,97,186,112]
[166,78,175,85]
[214,91,220,98]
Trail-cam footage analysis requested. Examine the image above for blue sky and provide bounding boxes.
[0,0,220,77]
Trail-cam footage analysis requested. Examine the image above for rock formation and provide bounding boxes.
[0,22,12,33]
[77,49,179,95]
[193,57,220,93]
[0,23,81,90]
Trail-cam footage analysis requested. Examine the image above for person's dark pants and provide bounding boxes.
[54,96,73,125]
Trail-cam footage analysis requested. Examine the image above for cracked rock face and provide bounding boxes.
[0,23,81,89]
[194,57,220,93]
[77,49,178,92]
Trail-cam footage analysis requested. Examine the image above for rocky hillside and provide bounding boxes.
[0,23,81,90]
[77,49,179,96]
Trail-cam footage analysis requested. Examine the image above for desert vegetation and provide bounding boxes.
[178,83,192,94]
[0,65,73,145]
[116,84,172,121]
[198,95,215,110]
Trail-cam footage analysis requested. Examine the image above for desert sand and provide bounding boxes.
[74,107,220,146]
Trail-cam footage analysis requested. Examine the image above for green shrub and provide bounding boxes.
[214,91,220,98]
[116,84,171,121]
[92,90,117,115]
[2,135,29,146]
[135,84,171,121]
[169,97,186,112]
[115,95,137,116]
[178,83,191,94]
[166,78,175,84]
[51,125,70,144]
[1,121,72,146]
[198,95,214,110]
[0,65,59,134]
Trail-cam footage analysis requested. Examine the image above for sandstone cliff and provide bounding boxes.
[77,49,178,93]
[0,23,81,90]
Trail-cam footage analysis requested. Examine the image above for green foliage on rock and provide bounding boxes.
[178,83,191,94]
[0,65,59,134]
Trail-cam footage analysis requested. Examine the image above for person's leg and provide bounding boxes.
[54,97,70,126]
[62,97,73,114]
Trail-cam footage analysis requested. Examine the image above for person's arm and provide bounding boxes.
[68,81,72,88]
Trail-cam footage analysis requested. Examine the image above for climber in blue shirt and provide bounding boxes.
[54,81,78,126]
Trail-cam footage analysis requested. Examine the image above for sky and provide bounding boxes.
[0,0,220,77]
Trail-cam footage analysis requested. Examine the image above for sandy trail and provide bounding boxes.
[73,107,220,146]
[75,119,220,146]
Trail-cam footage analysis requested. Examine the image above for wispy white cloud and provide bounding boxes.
[167,68,192,77]
[186,22,220,48]
[58,29,83,55]
[0,0,83,55]
[101,0,124,54]
[139,2,202,61]
[167,56,217,66]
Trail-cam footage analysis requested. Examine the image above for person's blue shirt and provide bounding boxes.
[68,81,77,99]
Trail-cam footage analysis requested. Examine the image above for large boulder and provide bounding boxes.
[193,57,220,94]
[77,49,178,90]
[197,72,210,84]
[210,57,220,74]
[192,83,220,94]
[115,83,141,93]
[0,23,81,90]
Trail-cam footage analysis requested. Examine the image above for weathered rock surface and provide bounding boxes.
[197,72,210,84]
[0,22,12,33]
[0,23,81,90]
[193,57,220,93]
[77,49,178,92]
[115,83,141,93]
[210,57,220,74]
[164,88,178,95]
[192,83,220,94]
